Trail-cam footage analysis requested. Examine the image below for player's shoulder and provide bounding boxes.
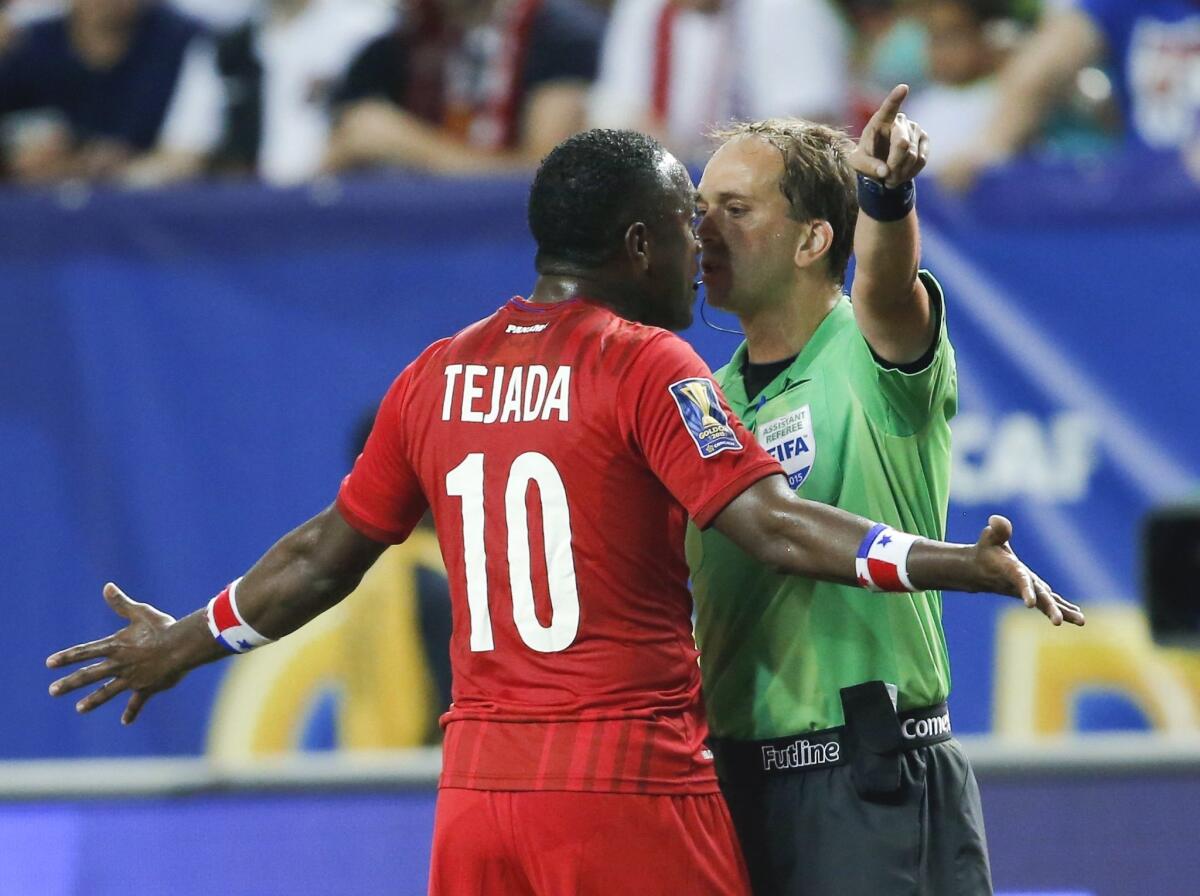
[393,308,502,385]
[421,306,509,359]
[596,313,701,372]
[711,358,737,386]
[578,301,684,350]
[373,336,454,411]
[404,334,456,374]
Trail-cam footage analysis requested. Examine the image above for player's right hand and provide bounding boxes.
[46,583,186,725]
[972,515,1085,626]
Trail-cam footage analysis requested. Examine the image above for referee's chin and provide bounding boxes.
[703,283,734,313]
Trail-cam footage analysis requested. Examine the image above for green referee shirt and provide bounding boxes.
[687,270,957,739]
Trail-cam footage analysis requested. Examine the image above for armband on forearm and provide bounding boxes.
[855,524,920,592]
[206,577,274,654]
[856,174,915,222]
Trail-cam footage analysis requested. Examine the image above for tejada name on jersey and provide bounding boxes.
[442,364,571,423]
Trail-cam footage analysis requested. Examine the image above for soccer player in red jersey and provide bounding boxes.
[47,130,1081,896]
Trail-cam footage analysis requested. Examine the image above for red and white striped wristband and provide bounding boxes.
[855,524,921,593]
[206,577,273,654]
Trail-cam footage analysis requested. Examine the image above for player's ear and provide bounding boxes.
[794,219,834,271]
[624,221,651,272]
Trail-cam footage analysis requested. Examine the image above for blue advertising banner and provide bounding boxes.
[3,156,1198,759]
[4,769,1199,895]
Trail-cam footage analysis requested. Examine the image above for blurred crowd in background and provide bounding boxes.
[0,0,1195,189]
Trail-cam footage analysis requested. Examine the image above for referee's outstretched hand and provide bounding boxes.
[46,583,188,725]
[975,515,1085,627]
[850,84,930,189]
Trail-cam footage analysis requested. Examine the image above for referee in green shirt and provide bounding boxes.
[690,86,989,894]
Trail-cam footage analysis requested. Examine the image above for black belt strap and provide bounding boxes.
[710,699,952,784]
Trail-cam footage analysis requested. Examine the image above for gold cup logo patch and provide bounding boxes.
[681,380,721,430]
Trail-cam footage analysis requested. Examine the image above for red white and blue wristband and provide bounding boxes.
[206,577,273,654]
[855,524,920,592]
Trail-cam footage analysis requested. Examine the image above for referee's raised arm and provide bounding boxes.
[848,84,936,368]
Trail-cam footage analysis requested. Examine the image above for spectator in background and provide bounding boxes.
[589,0,849,163]
[0,0,207,185]
[1,0,64,42]
[158,0,392,186]
[170,0,259,29]
[2,0,63,26]
[904,0,1008,174]
[840,0,929,130]
[942,0,1200,188]
[324,0,604,175]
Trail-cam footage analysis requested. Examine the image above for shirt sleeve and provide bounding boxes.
[847,269,958,437]
[336,360,429,544]
[617,332,782,529]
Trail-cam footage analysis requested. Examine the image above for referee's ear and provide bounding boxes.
[793,219,834,272]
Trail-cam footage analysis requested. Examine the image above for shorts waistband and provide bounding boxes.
[709,702,952,781]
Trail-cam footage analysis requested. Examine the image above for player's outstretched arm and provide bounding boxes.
[46,504,388,724]
[713,474,1084,626]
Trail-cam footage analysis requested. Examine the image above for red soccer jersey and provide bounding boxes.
[337,296,780,793]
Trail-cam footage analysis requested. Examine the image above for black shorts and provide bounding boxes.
[710,688,991,896]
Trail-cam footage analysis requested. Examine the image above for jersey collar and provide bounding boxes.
[722,297,854,413]
[506,295,584,313]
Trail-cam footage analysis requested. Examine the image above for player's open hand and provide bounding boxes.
[46,583,184,725]
[973,516,1085,626]
[850,84,929,189]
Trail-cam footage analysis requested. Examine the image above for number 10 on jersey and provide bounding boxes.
[446,452,580,653]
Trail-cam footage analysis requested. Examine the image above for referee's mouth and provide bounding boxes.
[700,259,727,281]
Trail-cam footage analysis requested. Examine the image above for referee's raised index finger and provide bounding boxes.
[46,636,114,668]
[870,84,909,127]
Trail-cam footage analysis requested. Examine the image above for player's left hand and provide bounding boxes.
[850,84,930,189]
[973,515,1085,627]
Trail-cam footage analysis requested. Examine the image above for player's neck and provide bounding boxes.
[529,273,640,320]
[740,280,841,364]
[529,274,586,304]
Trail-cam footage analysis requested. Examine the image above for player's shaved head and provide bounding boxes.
[529,129,689,273]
